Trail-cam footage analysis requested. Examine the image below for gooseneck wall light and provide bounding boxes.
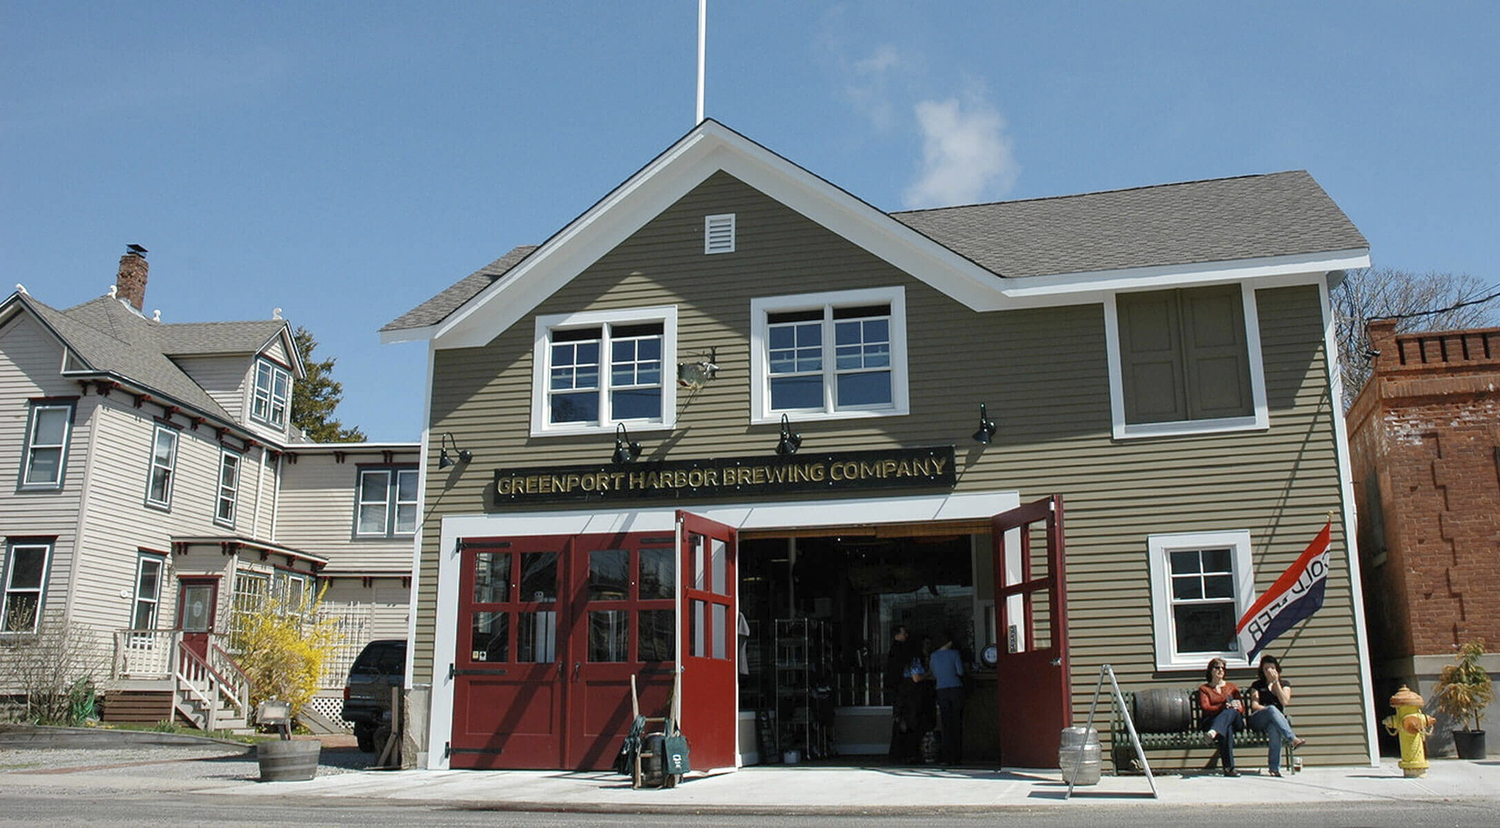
[438,432,473,469]
[972,404,997,444]
[612,422,642,464]
[775,413,803,456]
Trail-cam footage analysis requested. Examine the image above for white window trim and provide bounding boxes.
[749,285,909,424]
[529,305,678,437]
[20,402,74,490]
[132,553,165,631]
[1147,530,1256,671]
[251,358,292,429]
[2,540,52,635]
[145,426,179,509]
[1103,283,1269,440]
[215,450,241,528]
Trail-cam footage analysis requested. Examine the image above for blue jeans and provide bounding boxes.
[1249,706,1298,772]
[1206,707,1243,770]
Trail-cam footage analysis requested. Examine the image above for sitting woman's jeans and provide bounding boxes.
[1206,707,1244,769]
[1249,706,1298,772]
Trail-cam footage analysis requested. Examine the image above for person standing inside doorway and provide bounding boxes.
[885,624,917,759]
[929,631,966,765]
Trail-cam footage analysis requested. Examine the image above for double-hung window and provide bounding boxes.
[751,286,908,422]
[355,467,418,537]
[216,451,241,527]
[2,539,52,633]
[531,306,677,434]
[1147,530,1254,670]
[20,400,75,489]
[1106,284,1267,439]
[132,553,165,630]
[251,358,292,429]
[146,426,179,509]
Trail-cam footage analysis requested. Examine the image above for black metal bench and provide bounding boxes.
[1110,689,1293,774]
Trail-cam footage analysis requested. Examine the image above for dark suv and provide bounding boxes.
[342,639,406,752]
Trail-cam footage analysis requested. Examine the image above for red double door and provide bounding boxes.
[450,512,737,771]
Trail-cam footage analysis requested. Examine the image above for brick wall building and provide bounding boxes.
[1347,319,1499,755]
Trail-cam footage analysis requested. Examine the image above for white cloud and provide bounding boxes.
[902,96,1018,209]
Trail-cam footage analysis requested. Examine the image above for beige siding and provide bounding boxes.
[263,338,290,368]
[173,355,252,422]
[276,449,419,574]
[0,313,90,621]
[412,174,1367,765]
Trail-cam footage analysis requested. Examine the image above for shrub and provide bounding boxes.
[1433,640,1495,732]
[228,584,342,721]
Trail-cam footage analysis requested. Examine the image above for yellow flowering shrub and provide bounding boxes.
[230,584,342,719]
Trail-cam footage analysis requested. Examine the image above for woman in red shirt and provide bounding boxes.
[1199,657,1245,777]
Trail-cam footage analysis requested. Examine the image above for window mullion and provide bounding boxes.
[821,306,836,413]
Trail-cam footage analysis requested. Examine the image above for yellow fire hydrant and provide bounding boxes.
[1382,685,1437,778]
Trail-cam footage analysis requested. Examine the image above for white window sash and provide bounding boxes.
[22,404,72,488]
[2,543,51,634]
[750,286,909,423]
[530,306,678,436]
[147,428,178,507]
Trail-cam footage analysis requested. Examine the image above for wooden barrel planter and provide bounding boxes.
[1133,688,1194,733]
[257,740,321,782]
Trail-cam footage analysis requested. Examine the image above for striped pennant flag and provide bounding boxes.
[1234,521,1333,663]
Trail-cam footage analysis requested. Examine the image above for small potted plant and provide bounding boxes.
[1432,640,1493,759]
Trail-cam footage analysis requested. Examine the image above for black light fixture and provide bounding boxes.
[438,432,472,469]
[612,422,642,464]
[972,404,997,444]
[775,413,803,456]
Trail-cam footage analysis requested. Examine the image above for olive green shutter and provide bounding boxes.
[1180,286,1253,420]
[1118,286,1253,425]
[1118,290,1187,424]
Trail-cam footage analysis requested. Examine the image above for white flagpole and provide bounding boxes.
[696,0,707,124]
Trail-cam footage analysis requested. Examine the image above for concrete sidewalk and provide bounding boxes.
[3,727,1495,814]
[215,757,1498,813]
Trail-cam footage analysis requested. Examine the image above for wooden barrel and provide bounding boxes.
[257,740,321,782]
[1058,726,1101,785]
[1133,688,1194,733]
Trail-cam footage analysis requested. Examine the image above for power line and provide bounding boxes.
[1369,288,1500,322]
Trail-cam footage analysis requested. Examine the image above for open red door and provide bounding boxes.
[677,511,738,771]
[992,495,1070,768]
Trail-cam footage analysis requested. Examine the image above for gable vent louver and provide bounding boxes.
[705,213,736,254]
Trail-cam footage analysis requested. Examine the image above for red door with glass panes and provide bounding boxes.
[564,532,678,769]
[677,512,738,771]
[450,537,566,769]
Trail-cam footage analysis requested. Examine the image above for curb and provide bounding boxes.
[0,724,253,751]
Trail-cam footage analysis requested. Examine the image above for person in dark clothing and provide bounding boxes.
[885,625,917,759]
[895,656,936,763]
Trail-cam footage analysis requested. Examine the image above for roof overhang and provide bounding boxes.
[171,535,328,569]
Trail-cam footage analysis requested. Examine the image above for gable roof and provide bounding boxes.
[383,120,1369,346]
[891,170,1367,280]
[2,291,296,428]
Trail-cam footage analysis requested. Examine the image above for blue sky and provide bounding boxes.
[5,2,1496,442]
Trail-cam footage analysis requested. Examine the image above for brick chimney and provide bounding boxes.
[116,244,149,311]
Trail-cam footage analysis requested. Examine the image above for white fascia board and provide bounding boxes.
[379,323,438,345]
[994,248,1371,306]
[428,123,1006,350]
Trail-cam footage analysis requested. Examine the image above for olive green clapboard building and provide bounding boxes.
[382,120,1376,773]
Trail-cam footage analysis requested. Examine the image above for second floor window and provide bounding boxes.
[356,467,419,537]
[216,451,241,527]
[531,307,678,434]
[751,286,909,422]
[21,401,74,489]
[146,427,179,509]
[252,359,292,428]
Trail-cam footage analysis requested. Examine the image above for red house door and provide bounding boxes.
[991,495,1071,768]
[450,537,566,769]
[677,511,738,771]
[176,577,218,660]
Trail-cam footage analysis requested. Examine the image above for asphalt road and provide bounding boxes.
[0,795,1496,827]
